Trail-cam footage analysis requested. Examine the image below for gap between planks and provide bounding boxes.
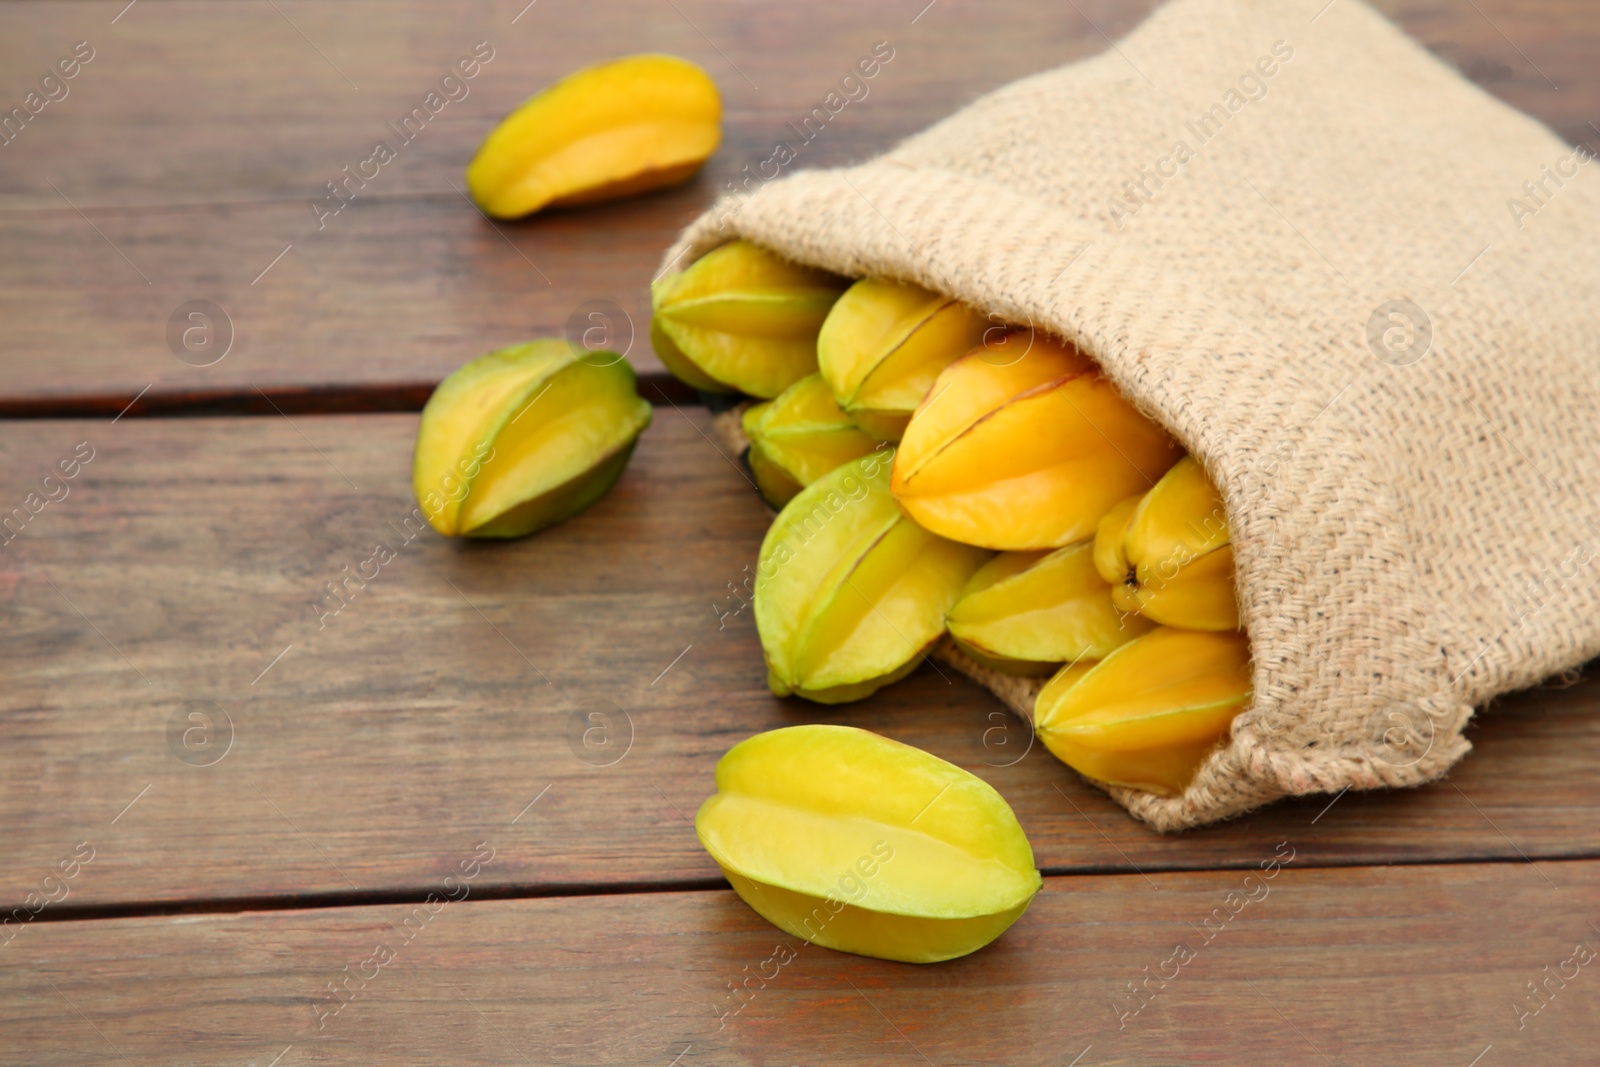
[0,374,699,420]
[19,849,1594,928]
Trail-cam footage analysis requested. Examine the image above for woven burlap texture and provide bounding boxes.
[670,0,1600,830]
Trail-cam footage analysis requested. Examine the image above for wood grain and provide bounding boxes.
[0,0,1593,408]
[3,4,1596,1057]
[4,860,1595,1064]
[0,0,1149,408]
[2,413,1596,912]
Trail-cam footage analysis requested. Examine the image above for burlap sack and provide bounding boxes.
[675,0,1600,829]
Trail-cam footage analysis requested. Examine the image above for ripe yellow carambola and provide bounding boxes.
[413,340,651,538]
[946,542,1155,675]
[695,724,1042,963]
[755,450,989,703]
[891,333,1183,550]
[652,241,849,398]
[816,279,987,441]
[466,54,721,218]
[742,374,880,509]
[1095,456,1239,631]
[1033,627,1252,795]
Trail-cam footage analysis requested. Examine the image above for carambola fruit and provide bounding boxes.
[891,333,1183,550]
[695,724,1042,963]
[466,53,721,219]
[651,240,849,398]
[817,278,987,441]
[1033,627,1252,795]
[413,339,651,538]
[1095,456,1239,631]
[741,374,880,509]
[650,315,730,395]
[946,542,1155,675]
[755,450,989,703]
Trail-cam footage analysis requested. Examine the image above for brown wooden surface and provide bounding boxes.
[3,413,1597,914]
[0,0,1595,410]
[4,1,1599,1062]
[6,861,1597,1065]
[0,0,1150,409]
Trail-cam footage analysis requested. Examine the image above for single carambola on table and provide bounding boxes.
[412,340,651,539]
[696,724,1041,963]
[466,53,722,219]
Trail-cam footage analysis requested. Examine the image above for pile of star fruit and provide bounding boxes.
[412,54,1251,963]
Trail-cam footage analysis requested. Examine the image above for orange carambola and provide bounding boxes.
[1095,456,1239,631]
[945,542,1156,675]
[1033,627,1252,795]
[754,450,989,704]
[890,333,1183,550]
[412,340,651,538]
[742,374,880,509]
[695,724,1042,963]
[466,54,721,218]
[816,278,988,441]
[652,240,850,398]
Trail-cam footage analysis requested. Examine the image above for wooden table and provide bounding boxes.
[3,1,1596,1063]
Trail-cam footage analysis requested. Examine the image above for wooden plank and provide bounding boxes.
[0,0,1593,407]
[0,193,703,415]
[0,0,1146,408]
[2,414,1597,911]
[4,860,1596,1064]
[1,0,1122,209]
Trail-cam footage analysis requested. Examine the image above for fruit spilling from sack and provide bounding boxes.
[651,240,850,398]
[650,245,1251,799]
[741,374,879,508]
[424,59,1255,965]
[755,452,989,703]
